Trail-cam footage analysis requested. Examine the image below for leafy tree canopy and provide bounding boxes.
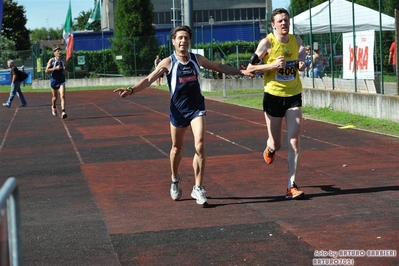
[2,0,31,50]
[111,0,158,76]
[30,27,63,42]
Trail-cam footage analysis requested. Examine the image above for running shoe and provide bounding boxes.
[61,112,68,119]
[286,182,304,199]
[191,186,208,205]
[3,103,10,108]
[263,147,275,164]
[52,107,57,116]
[20,104,27,107]
[170,174,182,200]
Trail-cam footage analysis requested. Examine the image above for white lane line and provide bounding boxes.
[91,102,124,124]
[61,118,84,165]
[209,108,345,148]
[139,136,169,157]
[207,131,254,151]
[0,109,18,152]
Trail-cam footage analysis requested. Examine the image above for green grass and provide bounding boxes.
[201,90,399,137]
[383,75,397,83]
[1,85,398,137]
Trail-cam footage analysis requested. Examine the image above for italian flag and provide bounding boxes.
[63,0,74,61]
[85,0,102,30]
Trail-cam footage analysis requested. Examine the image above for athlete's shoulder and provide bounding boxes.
[266,33,275,41]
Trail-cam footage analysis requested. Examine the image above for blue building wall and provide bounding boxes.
[154,21,261,46]
[73,22,260,51]
[0,71,32,85]
[73,31,114,51]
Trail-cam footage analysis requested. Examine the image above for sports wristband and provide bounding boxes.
[127,87,134,95]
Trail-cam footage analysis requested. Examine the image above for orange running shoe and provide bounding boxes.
[263,147,275,164]
[286,182,304,199]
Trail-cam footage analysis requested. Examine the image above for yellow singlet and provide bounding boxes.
[263,33,302,97]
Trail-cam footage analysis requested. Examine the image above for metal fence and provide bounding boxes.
[1,28,396,94]
[0,37,258,81]
[290,0,398,94]
[0,177,22,266]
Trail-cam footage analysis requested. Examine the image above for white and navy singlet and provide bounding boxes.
[50,57,66,89]
[166,52,206,127]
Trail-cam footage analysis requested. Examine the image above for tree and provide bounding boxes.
[2,0,31,50]
[30,27,62,42]
[110,0,158,76]
[0,38,18,64]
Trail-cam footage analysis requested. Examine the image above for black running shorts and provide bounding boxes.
[263,92,302,117]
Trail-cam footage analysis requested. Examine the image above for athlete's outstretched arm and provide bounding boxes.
[114,57,170,98]
[196,54,253,77]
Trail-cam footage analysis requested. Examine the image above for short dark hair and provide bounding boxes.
[170,25,192,40]
[271,8,290,22]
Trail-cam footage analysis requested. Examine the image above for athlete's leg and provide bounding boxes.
[59,85,66,111]
[170,123,188,179]
[264,112,283,152]
[285,107,303,186]
[190,116,206,187]
[51,89,58,107]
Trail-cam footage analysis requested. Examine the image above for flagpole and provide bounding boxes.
[86,0,103,75]
[102,29,105,76]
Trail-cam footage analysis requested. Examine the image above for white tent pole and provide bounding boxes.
[351,0,358,92]
[328,0,335,89]
[378,0,385,94]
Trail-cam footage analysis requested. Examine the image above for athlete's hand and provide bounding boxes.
[114,88,131,98]
[274,56,286,69]
[240,69,255,77]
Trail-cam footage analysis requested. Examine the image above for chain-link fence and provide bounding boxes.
[1,36,259,82]
[1,29,396,94]
[289,0,397,94]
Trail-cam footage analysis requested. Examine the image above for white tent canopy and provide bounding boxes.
[290,0,395,34]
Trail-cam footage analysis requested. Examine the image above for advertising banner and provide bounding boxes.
[343,30,375,79]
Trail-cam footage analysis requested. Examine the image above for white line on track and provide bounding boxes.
[60,118,84,165]
[0,108,18,153]
[131,102,256,151]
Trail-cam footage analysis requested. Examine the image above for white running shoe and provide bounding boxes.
[170,174,182,200]
[191,186,208,205]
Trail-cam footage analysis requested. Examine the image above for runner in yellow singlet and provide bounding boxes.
[246,8,306,199]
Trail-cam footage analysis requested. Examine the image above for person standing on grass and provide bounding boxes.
[114,25,253,206]
[46,45,68,119]
[309,49,324,78]
[246,8,306,199]
[2,60,28,108]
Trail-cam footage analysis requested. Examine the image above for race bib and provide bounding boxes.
[275,60,297,81]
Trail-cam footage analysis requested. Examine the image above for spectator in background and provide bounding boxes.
[298,44,307,77]
[310,49,324,78]
[2,60,28,108]
[388,41,396,75]
[154,55,163,86]
[304,46,312,77]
